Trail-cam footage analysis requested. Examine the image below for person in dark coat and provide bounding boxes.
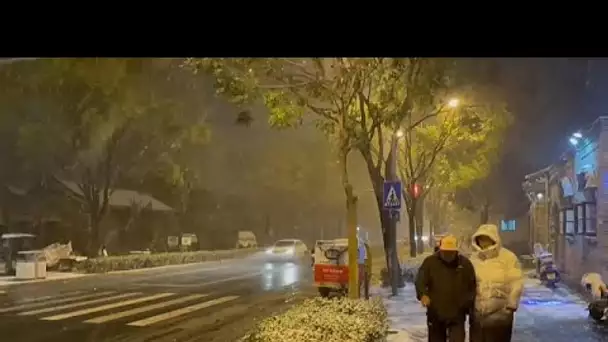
[415,235,477,342]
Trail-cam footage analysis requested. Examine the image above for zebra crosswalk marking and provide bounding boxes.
[84,293,209,324]
[0,291,115,314]
[18,293,140,316]
[1,292,84,305]
[127,295,239,327]
[40,293,175,321]
[17,291,86,304]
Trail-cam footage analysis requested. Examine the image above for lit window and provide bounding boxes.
[563,208,575,235]
[584,202,597,236]
[577,204,584,234]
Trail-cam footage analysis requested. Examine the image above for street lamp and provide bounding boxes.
[448,98,460,109]
[569,132,583,146]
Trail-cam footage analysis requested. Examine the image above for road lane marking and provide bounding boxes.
[118,264,236,278]
[134,272,262,288]
[40,293,175,321]
[196,272,262,287]
[18,292,140,316]
[133,284,203,288]
[127,295,239,327]
[0,291,115,313]
[11,291,85,304]
[84,293,209,324]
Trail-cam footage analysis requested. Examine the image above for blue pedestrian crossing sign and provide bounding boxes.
[383,181,402,210]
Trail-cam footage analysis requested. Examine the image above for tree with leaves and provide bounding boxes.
[0,58,208,255]
[398,89,511,255]
[184,58,509,293]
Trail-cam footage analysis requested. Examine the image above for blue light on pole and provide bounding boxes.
[573,132,583,139]
[569,137,579,146]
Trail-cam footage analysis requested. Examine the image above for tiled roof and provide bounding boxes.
[48,180,173,212]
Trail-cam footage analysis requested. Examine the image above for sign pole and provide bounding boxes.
[383,179,402,296]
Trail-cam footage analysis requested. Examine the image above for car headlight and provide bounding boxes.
[284,248,294,255]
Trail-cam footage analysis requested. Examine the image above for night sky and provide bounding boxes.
[488,58,601,217]
[196,58,604,239]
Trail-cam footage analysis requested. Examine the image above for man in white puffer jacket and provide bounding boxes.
[469,224,524,342]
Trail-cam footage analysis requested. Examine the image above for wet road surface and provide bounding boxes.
[0,254,315,342]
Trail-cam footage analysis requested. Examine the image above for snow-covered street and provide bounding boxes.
[378,278,608,342]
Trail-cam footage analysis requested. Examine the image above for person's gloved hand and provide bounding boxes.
[421,295,431,307]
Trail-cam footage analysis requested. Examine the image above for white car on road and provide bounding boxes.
[265,239,309,262]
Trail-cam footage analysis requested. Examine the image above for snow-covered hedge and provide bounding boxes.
[75,248,260,273]
[243,297,388,342]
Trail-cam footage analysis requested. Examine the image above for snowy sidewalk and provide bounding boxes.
[377,278,607,342]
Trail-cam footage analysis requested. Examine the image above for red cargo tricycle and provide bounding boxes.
[313,238,369,298]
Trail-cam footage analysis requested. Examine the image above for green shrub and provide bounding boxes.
[242,297,388,342]
[75,249,259,273]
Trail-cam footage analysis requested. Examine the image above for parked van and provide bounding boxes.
[180,233,199,251]
[0,233,36,275]
[236,231,257,249]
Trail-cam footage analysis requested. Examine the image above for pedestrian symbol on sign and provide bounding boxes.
[383,181,402,210]
[384,187,399,207]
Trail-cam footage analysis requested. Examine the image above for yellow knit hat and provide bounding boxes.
[439,235,458,251]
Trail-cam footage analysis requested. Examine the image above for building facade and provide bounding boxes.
[523,117,604,285]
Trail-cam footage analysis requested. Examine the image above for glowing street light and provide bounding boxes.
[395,129,404,138]
[447,98,460,108]
[536,193,544,200]
[569,131,583,147]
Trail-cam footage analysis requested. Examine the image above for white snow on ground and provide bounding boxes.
[376,278,600,342]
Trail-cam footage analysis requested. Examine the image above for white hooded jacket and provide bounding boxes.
[470,224,524,322]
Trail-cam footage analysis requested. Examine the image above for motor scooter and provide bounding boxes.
[539,257,560,288]
[534,249,560,288]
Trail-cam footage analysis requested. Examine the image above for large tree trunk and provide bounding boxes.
[378,207,391,272]
[480,201,490,225]
[415,199,425,254]
[407,199,417,258]
[87,212,101,257]
[365,158,398,285]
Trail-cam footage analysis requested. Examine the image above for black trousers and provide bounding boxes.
[469,317,513,342]
[428,318,466,342]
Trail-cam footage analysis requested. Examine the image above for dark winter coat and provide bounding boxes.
[415,253,477,323]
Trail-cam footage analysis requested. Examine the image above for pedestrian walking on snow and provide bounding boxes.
[469,224,523,342]
[415,235,477,342]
